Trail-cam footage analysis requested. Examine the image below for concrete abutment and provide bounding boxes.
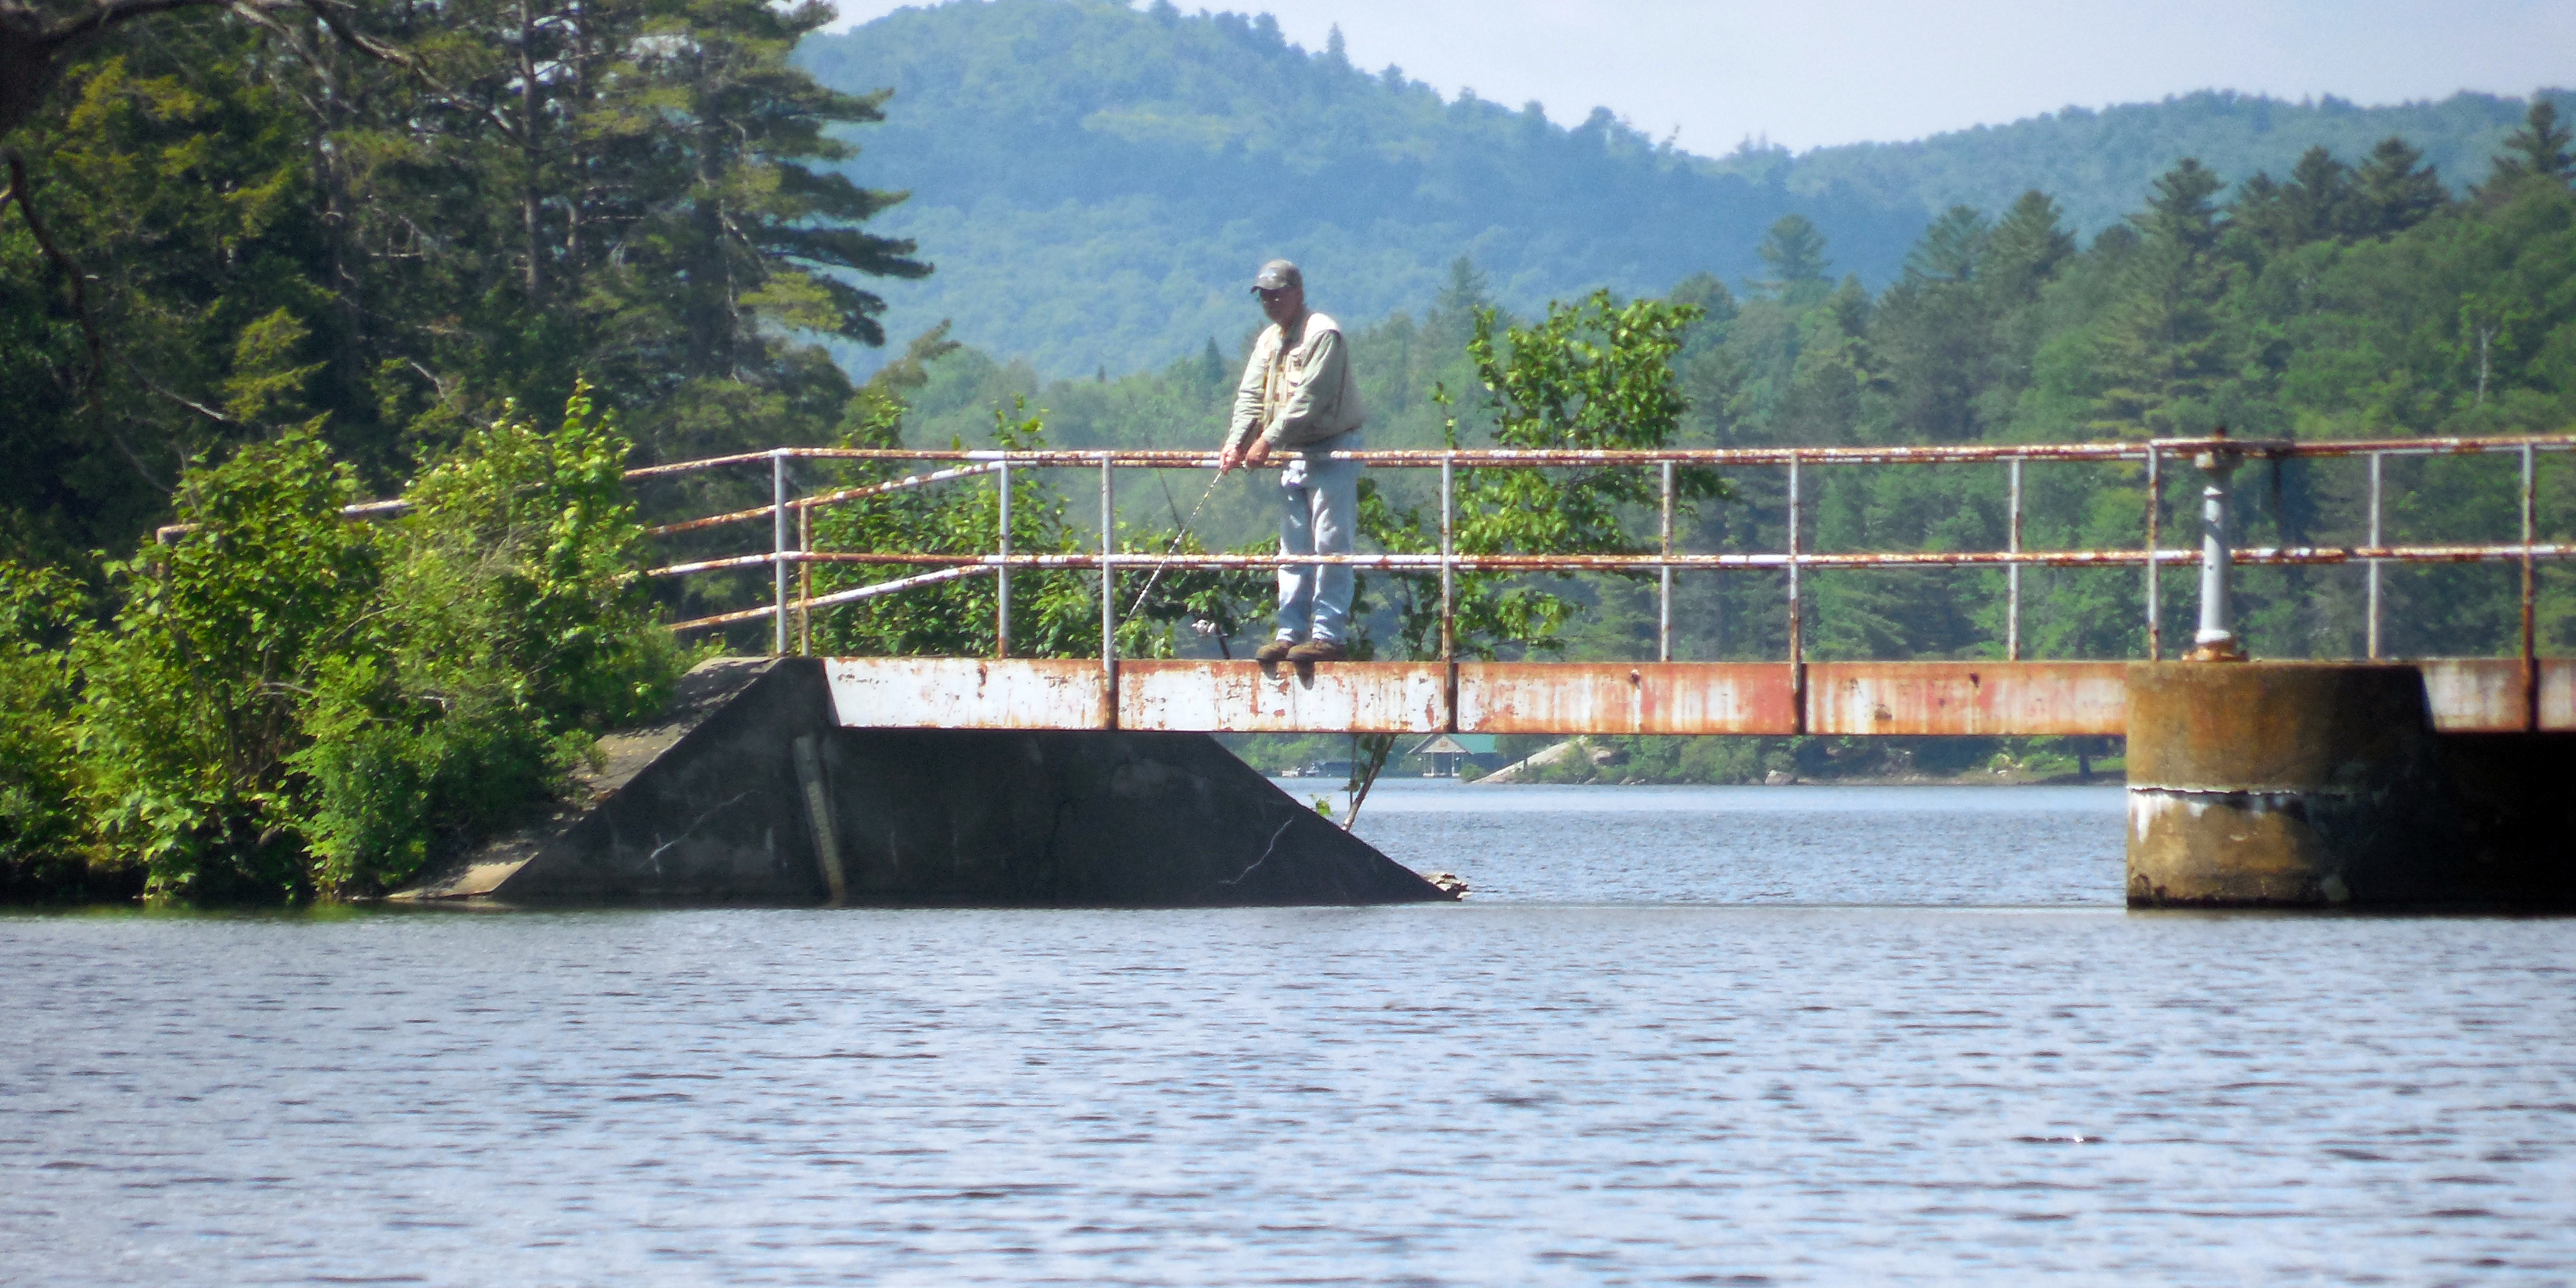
[394,657,1448,907]
[2125,662,2574,908]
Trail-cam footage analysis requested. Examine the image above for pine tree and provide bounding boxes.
[1903,206,1990,283]
[2131,157,2227,253]
[2092,159,2235,437]
[1980,191,2076,303]
[2488,98,2573,191]
[2348,136,2448,235]
[2281,146,2355,242]
[1753,214,1829,296]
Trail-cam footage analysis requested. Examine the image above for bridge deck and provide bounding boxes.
[821,658,2574,736]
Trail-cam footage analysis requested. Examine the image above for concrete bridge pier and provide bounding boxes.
[2124,662,2575,908]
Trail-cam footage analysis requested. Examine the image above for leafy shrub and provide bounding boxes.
[291,387,681,895]
[78,429,381,901]
[0,562,105,898]
[56,387,680,903]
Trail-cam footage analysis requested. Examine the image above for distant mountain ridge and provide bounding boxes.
[796,0,2566,378]
[1711,89,2563,235]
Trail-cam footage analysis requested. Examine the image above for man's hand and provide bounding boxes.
[1242,437,1274,469]
[1218,441,1243,474]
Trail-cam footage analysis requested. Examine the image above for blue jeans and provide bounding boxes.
[1275,441,1360,645]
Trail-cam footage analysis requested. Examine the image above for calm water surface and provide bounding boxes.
[5,783,2572,1285]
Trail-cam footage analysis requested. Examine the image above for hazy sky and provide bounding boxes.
[821,0,2575,153]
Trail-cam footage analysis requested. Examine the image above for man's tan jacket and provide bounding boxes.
[1225,311,1366,455]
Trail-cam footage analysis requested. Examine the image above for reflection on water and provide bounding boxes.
[4,785,2571,1286]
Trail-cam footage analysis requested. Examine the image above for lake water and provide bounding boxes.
[4,782,2573,1285]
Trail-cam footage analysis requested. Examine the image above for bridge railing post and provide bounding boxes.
[2189,430,2245,662]
[2366,450,2383,660]
[996,457,1011,659]
[2145,444,2162,661]
[2523,442,2539,731]
[2007,456,2023,662]
[1100,454,1116,724]
[1787,453,1805,732]
[772,449,789,657]
[1659,460,1674,663]
[797,500,812,656]
[1439,452,1455,662]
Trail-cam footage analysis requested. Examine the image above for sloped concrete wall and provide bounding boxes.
[395,657,1446,907]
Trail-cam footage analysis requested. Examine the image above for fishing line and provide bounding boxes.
[1124,470,1225,620]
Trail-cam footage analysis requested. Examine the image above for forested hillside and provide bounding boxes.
[793,0,1921,378]
[797,0,2569,380]
[1715,89,2569,238]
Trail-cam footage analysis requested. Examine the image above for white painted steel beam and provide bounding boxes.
[818,658,2574,736]
[825,658,1107,729]
[1118,661,1447,733]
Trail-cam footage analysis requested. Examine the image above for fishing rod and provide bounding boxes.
[1123,468,1225,621]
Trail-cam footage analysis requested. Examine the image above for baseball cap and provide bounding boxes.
[1252,259,1303,292]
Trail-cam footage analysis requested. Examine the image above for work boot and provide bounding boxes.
[1254,638,1297,664]
[1285,638,1346,663]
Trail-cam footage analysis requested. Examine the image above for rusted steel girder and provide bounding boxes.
[1455,663,1797,735]
[807,657,2576,735]
[1806,662,2129,736]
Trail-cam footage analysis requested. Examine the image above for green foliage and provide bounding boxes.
[0,561,99,897]
[77,429,380,901]
[1435,291,1718,655]
[392,386,676,731]
[0,0,922,575]
[45,390,679,903]
[290,387,681,894]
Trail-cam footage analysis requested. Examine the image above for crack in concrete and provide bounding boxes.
[645,790,757,876]
[1219,817,1299,888]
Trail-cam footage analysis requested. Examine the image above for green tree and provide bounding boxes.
[0,559,94,898]
[77,429,379,900]
[1905,205,1991,282]
[2485,97,2573,193]
[2350,136,2449,235]
[1753,214,1830,296]
[1,0,930,577]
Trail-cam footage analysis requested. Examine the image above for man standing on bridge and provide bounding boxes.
[1218,259,1366,664]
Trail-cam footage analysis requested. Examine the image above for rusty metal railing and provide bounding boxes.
[632,434,2571,718]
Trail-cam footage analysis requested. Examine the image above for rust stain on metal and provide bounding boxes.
[1806,661,2129,736]
[1456,662,1798,734]
[2417,659,2532,733]
[825,658,1106,730]
[801,656,2572,736]
[1117,661,1446,733]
